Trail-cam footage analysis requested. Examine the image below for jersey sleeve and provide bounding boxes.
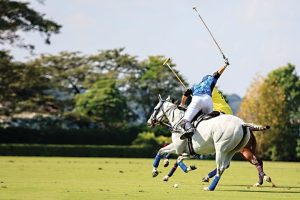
[213,71,220,79]
[184,88,192,97]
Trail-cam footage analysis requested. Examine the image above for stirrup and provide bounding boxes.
[180,131,194,140]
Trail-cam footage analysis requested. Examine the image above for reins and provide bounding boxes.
[151,100,201,157]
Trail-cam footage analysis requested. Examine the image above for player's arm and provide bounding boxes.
[213,58,229,79]
[180,89,192,106]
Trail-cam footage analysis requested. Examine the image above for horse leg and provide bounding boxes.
[152,144,175,177]
[239,147,275,187]
[254,159,275,187]
[204,152,229,191]
[162,154,197,181]
[162,162,178,181]
[163,153,171,167]
[202,168,217,182]
[176,155,197,173]
[239,147,264,185]
[204,149,238,191]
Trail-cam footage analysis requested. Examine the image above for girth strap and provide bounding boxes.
[187,137,200,157]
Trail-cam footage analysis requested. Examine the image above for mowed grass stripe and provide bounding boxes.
[0,157,299,200]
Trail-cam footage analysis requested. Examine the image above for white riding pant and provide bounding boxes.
[183,94,213,122]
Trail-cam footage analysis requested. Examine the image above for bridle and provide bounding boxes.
[149,100,176,128]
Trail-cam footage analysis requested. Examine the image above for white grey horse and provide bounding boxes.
[147,96,266,191]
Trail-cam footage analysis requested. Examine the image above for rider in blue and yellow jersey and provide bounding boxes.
[179,60,229,140]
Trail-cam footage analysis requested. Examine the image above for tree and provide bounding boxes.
[0,0,61,50]
[28,52,92,113]
[0,48,189,128]
[238,64,300,161]
[28,49,138,115]
[74,73,132,128]
[0,51,52,115]
[127,56,187,122]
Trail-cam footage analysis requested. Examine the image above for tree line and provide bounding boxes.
[0,49,186,128]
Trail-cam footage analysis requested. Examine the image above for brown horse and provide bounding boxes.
[162,131,275,187]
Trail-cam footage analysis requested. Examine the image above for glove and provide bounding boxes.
[224,58,230,66]
[178,105,187,111]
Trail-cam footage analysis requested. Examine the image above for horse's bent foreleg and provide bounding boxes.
[163,153,172,167]
[177,155,197,173]
[152,144,176,177]
[152,153,162,177]
[163,155,197,182]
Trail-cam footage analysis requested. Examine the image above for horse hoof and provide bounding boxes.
[162,176,169,182]
[264,176,276,187]
[163,160,169,167]
[190,165,197,170]
[253,183,261,187]
[203,187,212,191]
[152,170,159,177]
[264,176,271,182]
[202,177,210,183]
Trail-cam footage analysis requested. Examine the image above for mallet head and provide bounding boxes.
[163,58,170,66]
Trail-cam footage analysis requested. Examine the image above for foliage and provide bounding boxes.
[0,125,144,145]
[75,73,132,128]
[1,49,186,126]
[0,144,155,157]
[0,51,52,115]
[297,139,300,160]
[127,56,187,121]
[238,64,300,161]
[0,0,61,50]
[132,131,171,147]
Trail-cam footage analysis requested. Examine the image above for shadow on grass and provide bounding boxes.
[220,190,300,194]
[218,184,300,193]
[223,184,300,189]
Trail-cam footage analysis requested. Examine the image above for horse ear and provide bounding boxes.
[158,94,162,101]
[166,96,171,101]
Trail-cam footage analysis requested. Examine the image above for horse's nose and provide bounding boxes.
[147,119,154,128]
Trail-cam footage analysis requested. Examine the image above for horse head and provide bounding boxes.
[147,95,174,128]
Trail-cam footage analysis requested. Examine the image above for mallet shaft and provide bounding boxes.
[163,58,187,90]
[193,7,227,60]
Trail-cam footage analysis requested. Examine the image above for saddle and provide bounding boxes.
[191,110,222,128]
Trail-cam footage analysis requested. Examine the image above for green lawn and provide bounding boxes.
[0,157,299,200]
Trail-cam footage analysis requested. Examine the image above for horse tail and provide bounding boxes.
[243,123,270,132]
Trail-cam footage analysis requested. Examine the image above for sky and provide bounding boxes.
[11,0,300,97]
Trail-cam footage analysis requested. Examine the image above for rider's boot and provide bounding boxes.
[180,120,195,140]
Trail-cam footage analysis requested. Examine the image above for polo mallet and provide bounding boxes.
[192,7,229,65]
[163,58,187,90]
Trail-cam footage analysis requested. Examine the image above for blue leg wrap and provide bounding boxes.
[208,175,220,191]
[178,161,188,173]
[168,163,178,177]
[153,153,162,168]
[208,168,217,178]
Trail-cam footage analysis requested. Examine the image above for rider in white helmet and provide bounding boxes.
[179,60,229,140]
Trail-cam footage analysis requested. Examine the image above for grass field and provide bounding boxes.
[0,157,299,200]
